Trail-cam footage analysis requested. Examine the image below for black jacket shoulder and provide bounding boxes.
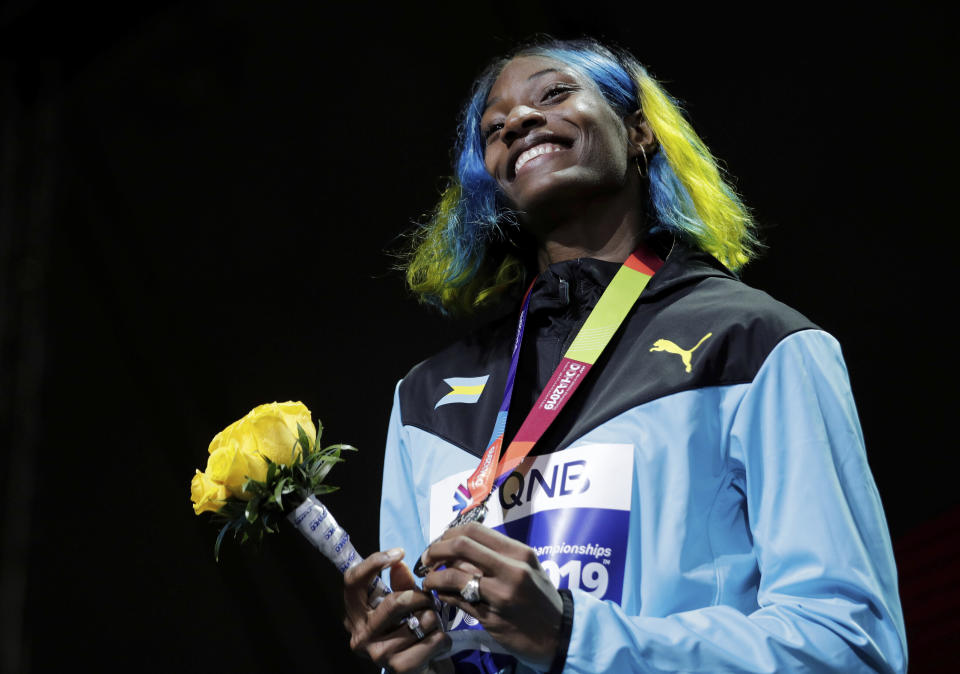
[398,311,517,455]
[398,246,818,457]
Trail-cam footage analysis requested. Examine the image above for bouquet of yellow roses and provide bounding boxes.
[189,401,423,637]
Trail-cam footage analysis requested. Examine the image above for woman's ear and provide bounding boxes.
[625,109,657,158]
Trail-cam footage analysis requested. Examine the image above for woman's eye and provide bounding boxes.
[484,123,503,140]
[543,84,573,101]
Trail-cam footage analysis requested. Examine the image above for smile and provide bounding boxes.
[514,143,568,175]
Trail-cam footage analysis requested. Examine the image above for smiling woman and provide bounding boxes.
[342,38,908,674]
[404,39,758,315]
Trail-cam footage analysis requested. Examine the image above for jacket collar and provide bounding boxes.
[640,240,737,301]
[525,240,735,317]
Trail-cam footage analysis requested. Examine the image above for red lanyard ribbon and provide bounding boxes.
[463,243,662,514]
[413,244,663,576]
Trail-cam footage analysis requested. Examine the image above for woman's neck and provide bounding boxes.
[532,185,646,272]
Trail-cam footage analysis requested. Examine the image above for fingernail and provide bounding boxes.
[384,547,404,562]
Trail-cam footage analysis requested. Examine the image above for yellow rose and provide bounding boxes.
[246,401,317,466]
[190,470,228,514]
[204,439,267,499]
[204,401,315,500]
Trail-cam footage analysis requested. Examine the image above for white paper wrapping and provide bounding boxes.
[287,495,503,661]
[287,494,392,606]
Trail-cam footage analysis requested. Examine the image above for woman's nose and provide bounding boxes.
[502,105,546,144]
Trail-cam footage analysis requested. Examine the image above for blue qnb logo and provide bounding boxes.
[498,460,591,510]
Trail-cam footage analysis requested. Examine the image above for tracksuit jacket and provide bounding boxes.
[379,244,907,673]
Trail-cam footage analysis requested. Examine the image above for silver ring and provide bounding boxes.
[405,615,425,640]
[460,574,481,603]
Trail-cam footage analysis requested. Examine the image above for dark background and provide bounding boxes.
[0,2,956,672]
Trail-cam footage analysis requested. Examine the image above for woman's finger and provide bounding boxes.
[421,534,504,575]
[441,522,541,563]
[423,564,518,631]
[343,548,405,620]
[390,559,419,591]
[449,558,483,576]
[434,590,496,625]
[421,566,507,608]
[350,591,436,655]
[385,629,451,674]
[366,606,444,664]
[361,588,437,641]
[420,566,471,597]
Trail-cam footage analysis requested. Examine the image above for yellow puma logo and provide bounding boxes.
[649,333,713,373]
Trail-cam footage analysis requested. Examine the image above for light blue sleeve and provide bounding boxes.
[379,381,429,583]
[563,330,908,673]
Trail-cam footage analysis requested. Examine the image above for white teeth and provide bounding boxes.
[514,143,566,174]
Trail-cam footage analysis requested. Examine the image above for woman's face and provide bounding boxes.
[480,55,640,224]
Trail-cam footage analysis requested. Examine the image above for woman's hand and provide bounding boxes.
[420,523,563,671]
[343,548,452,674]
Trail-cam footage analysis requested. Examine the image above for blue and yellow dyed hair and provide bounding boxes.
[405,38,760,314]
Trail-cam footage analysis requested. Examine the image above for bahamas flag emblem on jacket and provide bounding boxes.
[435,375,490,408]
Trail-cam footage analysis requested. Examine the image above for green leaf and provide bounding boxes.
[214,522,231,562]
[292,461,305,481]
[315,461,334,483]
[242,478,267,497]
[245,496,262,523]
[266,461,278,485]
[313,484,340,495]
[273,477,285,509]
[297,423,314,458]
[325,444,358,453]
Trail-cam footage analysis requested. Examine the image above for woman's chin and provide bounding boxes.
[511,178,614,227]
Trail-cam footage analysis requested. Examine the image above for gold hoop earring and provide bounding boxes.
[635,145,648,179]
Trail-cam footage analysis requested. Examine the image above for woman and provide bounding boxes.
[343,38,907,673]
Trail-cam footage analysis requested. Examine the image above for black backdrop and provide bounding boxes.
[1,2,956,672]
